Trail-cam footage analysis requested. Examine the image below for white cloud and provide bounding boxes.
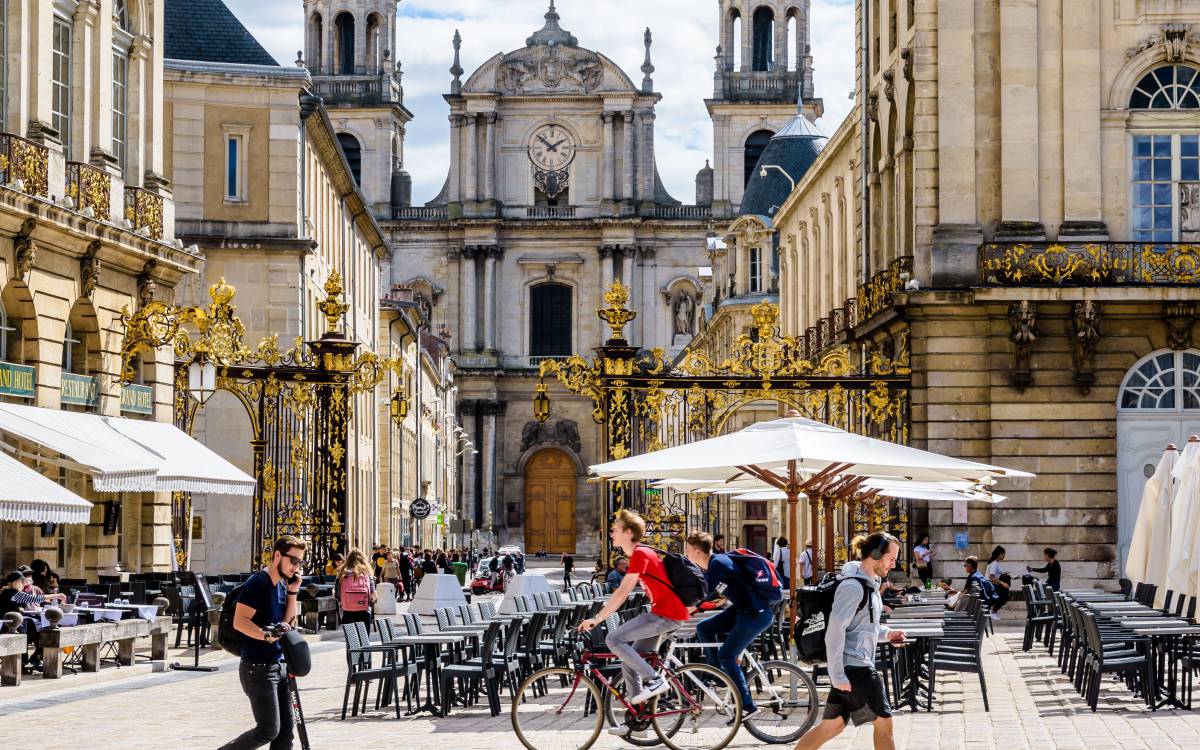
[227,0,855,205]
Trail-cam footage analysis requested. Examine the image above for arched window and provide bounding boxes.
[752,7,774,72]
[530,284,572,357]
[62,321,81,373]
[112,2,132,177]
[0,299,9,362]
[309,13,324,72]
[1129,65,1200,110]
[744,129,774,187]
[337,133,362,186]
[335,12,356,75]
[1119,350,1200,411]
[1,299,23,365]
[730,11,742,71]
[365,13,382,73]
[786,13,798,72]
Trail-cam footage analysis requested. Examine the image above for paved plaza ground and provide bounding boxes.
[4,565,1200,749]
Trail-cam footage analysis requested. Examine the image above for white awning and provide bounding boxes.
[0,450,93,524]
[0,403,255,496]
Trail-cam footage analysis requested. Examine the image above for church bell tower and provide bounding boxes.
[706,0,822,216]
[302,1,413,214]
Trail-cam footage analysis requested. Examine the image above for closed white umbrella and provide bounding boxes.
[1124,444,1178,587]
[1165,438,1200,600]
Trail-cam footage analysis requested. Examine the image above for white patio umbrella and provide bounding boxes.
[591,415,1033,622]
[1165,437,1200,600]
[1124,444,1178,590]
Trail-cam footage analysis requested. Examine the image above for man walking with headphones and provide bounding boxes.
[794,532,907,750]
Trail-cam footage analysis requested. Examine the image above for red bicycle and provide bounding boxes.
[511,633,741,750]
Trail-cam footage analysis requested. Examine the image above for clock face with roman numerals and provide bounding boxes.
[528,124,576,171]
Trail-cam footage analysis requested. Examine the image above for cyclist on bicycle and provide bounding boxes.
[579,509,690,739]
[684,532,778,722]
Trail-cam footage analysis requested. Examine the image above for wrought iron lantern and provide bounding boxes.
[390,386,409,424]
[532,382,551,424]
[187,360,217,406]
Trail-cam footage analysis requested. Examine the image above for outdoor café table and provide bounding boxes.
[391,632,466,716]
[75,607,126,623]
[885,623,943,712]
[1130,624,1200,709]
[104,603,160,621]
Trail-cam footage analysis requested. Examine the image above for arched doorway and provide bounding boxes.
[1116,349,1200,573]
[524,448,576,553]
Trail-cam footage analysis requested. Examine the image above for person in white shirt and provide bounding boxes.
[771,537,791,589]
[913,534,934,586]
[984,545,1011,618]
[797,540,815,584]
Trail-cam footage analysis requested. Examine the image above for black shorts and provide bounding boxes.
[822,666,892,725]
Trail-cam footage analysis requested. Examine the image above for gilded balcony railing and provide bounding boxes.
[980,242,1200,285]
[855,256,914,323]
[124,186,164,240]
[66,161,111,218]
[0,132,49,197]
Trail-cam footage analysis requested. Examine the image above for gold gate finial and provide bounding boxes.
[598,280,636,341]
[318,271,351,335]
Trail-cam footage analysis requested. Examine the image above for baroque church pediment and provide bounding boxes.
[463,45,637,96]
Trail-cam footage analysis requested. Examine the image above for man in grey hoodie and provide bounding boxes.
[795,532,907,750]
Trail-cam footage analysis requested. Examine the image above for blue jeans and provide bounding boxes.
[219,661,294,750]
[694,606,775,712]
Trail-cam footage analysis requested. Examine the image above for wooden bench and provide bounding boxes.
[0,633,26,686]
[301,596,338,631]
[39,618,154,679]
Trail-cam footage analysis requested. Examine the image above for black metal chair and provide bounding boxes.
[929,619,990,712]
[439,620,504,716]
[340,622,404,719]
[1022,584,1055,652]
[1079,612,1154,712]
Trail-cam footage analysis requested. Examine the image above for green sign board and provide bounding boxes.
[60,373,98,407]
[120,384,154,415]
[0,361,35,399]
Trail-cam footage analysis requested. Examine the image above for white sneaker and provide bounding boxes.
[631,676,670,704]
[607,724,651,740]
[990,612,1001,621]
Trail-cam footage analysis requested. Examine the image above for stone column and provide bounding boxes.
[483,246,501,352]
[461,246,478,350]
[448,115,462,203]
[125,37,151,189]
[484,113,498,202]
[641,112,656,203]
[602,113,616,202]
[622,111,636,202]
[999,0,1041,228]
[598,246,614,296]
[71,2,99,160]
[620,246,635,289]
[740,16,753,72]
[463,114,477,202]
[481,404,496,536]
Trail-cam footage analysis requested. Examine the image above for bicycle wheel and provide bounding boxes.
[602,672,663,747]
[742,660,820,744]
[650,663,741,750]
[512,667,605,750]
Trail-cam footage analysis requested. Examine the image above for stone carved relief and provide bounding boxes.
[1070,301,1102,395]
[80,241,101,299]
[137,260,157,308]
[521,419,582,453]
[498,45,603,95]
[1126,23,1199,61]
[1164,302,1197,350]
[1008,300,1038,391]
[12,218,36,281]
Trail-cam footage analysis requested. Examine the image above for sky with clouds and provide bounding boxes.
[225,0,856,205]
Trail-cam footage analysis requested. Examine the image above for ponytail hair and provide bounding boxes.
[852,532,897,561]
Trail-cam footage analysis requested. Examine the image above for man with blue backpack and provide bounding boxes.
[684,532,783,722]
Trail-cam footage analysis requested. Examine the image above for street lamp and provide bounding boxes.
[390,385,409,424]
[533,382,551,424]
[187,360,217,405]
[759,164,796,192]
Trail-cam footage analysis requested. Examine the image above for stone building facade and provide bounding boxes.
[164,3,389,572]
[774,0,1200,588]
[0,0,195,576]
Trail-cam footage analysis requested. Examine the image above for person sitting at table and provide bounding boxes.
[29,559,54,593]
[2,570,65,672]
[985,546,1012,618]
[1027,547,1062,591]
[606,558,628,592]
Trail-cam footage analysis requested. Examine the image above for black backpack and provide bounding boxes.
[217,571,268,657]
[792,573,872,664]
[727,548,785,604]
[640,546,708,607]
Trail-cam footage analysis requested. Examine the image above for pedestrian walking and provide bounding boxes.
[772,537,791,590]
[561,552,575,588]
[335,549,376,626]
[913,534,934,586]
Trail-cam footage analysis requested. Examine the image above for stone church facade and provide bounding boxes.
[297,0,816,553]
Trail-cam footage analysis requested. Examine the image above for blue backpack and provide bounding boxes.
[727,548,784,603]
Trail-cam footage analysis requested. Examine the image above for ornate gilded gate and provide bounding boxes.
[120,275,398,572]
[535,282,912,568]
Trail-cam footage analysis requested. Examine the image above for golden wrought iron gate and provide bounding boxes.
[121,275,397,572]
[534,282,913,569]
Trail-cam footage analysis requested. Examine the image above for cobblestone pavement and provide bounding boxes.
[5,620,1200,749]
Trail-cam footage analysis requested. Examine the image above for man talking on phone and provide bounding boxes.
[219,536,305,750]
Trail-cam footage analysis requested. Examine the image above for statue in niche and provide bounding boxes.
[673,291,695,336]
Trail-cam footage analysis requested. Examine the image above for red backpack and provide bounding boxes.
[339,574,372,612]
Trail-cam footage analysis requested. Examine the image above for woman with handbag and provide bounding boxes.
[985,545,1012,618]
[335,549,377,625]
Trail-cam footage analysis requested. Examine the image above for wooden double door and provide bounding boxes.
[525,448,577,553]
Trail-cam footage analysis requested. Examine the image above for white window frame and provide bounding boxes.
[748,247,762,293]
[223,125,250,203]
[51,13,72,157]
[1118,349,1200,413]
[62,321,81,373]
[112,20,133,177]
[0,301,9,361]
[1130,132,1200,242]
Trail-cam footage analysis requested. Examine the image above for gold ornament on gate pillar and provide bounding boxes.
[318,271,351,335]
[599,281,637,343]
